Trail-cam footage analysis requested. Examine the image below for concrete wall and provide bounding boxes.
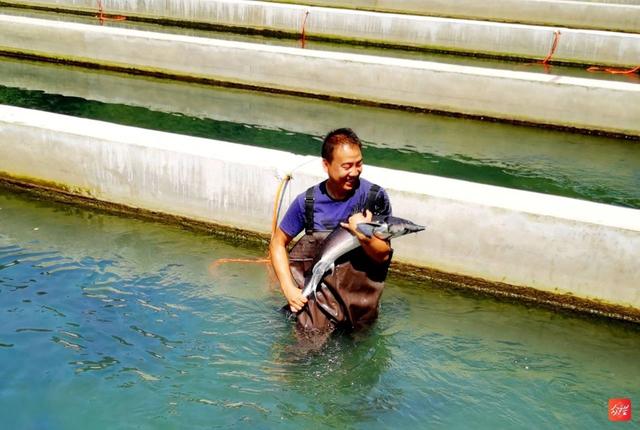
[1,57,638,210]
[1,105,639,312]
[270,0,640,33]
[1,15,640,136]
[4,0,640,66]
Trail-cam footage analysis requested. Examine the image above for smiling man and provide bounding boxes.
[270,128,393,336]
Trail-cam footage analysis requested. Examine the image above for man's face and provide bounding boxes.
[323,143,363,196]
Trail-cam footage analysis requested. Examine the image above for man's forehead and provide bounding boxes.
[331,143,362,163]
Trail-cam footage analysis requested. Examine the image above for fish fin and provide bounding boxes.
[301,262,331,297]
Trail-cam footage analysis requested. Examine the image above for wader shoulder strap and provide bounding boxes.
[365,184,381,213]
[304,186,315,234]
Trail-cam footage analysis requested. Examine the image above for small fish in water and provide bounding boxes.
[301,215,425,298]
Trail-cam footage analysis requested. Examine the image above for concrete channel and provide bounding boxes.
[2,57,638,210]
[1,14,639,136]
[1,105,639,320]
[3,0,640,66]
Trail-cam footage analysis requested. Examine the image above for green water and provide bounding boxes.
[1,188,639,429]
[1,56,639,209]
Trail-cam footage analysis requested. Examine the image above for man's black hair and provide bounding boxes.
[321,128,362,162]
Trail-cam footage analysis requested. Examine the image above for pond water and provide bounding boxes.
[1,188,638,429]
[1,57,639,209]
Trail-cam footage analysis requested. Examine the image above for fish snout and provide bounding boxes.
[389,222,425,238]
[406,223,425,234]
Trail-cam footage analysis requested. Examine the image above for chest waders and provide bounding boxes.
[288,184,391,335]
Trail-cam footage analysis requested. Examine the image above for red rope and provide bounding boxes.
[96,0,126,25]
[540,30,561,65]
[209,258,271,269]
[535,28,638,76]
[300,11,310,49]
[586,65,640,75]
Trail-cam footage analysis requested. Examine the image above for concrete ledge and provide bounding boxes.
[3,1,640,66]
[1,105,639,314]
[1,15,640,136]
[269,0,640,34]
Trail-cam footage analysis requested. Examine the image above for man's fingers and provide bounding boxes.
[289,296,308,313]
[340,222,355,234]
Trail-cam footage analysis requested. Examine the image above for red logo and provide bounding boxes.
[609,398,632,422]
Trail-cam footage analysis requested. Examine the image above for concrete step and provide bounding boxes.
[3,0,640,67]
[3,5,637,86]
[1,14,638,136]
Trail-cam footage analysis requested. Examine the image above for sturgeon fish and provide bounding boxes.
[300,215,425,298]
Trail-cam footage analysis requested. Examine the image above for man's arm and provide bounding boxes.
[341,210,391,264]
[269,227,308,313]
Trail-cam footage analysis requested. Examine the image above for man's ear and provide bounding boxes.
[322,158,329,174]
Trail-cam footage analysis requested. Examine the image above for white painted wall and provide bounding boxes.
[1,15,639,136]
[271,0,640,33]
[4,0,640,65]
[1,106,638,310]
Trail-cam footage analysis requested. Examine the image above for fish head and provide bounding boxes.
[356,221,385,239]
[377,216,425,240]
[386,221,425,238]
[356,216,425,240]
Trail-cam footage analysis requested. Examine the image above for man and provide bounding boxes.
[269,128,393,335]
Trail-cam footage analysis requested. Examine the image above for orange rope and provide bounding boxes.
[96,0,126,25]
[586,65,640,75]
[271,174,292,240]
[209,174,292,273]
[540,30,561,65]
[300,11,310,49]
[209,258,270,270]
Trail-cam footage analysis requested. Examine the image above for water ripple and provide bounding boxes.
[0,259,20,271]
[52,336,84,351]
[125,368,160,382]
[70,356,119,373]
[42,305,66,318]
[1,250,60,267]
[83,285,132,296]
[111,335,133,347]
[129,325,182,347]
[16,328,53,333]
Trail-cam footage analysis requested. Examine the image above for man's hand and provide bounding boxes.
[283,285,308,313]
[340,209,373,240]
[341,209,391,264]
[270,227,308,313]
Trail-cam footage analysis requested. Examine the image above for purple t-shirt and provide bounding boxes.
[279,178,392,237]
